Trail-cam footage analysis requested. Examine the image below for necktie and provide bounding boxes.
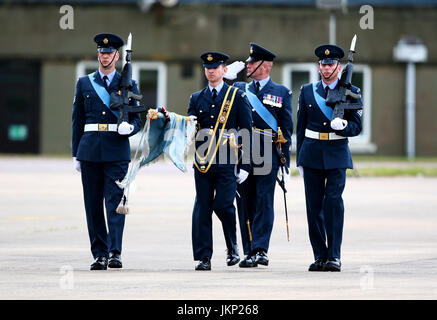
[324,85,329,99]
[212,88,217,100]
[255,81,260,93]
[102,75,109,92]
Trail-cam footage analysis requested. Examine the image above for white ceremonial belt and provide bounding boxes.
[305,128,346,141]
[84,123,118,132]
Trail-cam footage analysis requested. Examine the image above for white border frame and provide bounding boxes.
[76,60,99,81]
[131,61,167,107]
[281,63,319,152]
[282,63,320,89]
[350,64,375,151]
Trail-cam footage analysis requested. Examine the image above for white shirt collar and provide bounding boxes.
[254,76,270,91]
[99,69,116,84]
[321,78,338,90]
[208,81,224,94]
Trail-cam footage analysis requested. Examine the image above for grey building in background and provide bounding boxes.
[0,0,436,156]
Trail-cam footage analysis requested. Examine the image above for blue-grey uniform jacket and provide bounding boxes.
[187,82,253,173]
[296,81,362,170]
[72,71,142,162]
[234,79,293,170]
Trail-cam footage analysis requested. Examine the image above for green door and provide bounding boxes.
[0,60,41,153]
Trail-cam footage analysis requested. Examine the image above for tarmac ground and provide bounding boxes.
[0,157,436,300]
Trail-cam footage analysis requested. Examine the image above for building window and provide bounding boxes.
[282,63,376,153]
[281,63,319,153]
[349,64,376,152]
[75,60,167,148]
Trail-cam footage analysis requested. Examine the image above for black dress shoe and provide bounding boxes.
[308,258,327,271]
[324,258,341,272]
[255,250,269,266]
[90,257,108,270]
[108,252,122,269]
[226,247,240,266]
[238,254,258,268]
[195,257,211,271]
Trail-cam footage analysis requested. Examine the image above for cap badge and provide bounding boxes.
[250,47,253,54]
[325,49,330,56]
[207,54,213,61]
[103,38,109,44]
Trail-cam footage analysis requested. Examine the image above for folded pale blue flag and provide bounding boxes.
[140,112,195,171]
[115,110,196,214]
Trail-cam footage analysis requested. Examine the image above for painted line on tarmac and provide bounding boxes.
[0,215,77,222]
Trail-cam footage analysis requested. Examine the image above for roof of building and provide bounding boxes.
[2,0,437,7]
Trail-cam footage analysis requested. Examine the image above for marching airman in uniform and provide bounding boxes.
[296,44,363,272]
[188,51,253,271]
[72,33,142,270]
[234,43,293,268]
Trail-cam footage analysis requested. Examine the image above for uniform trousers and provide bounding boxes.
[236,168,277,255]
[302,166,346,260]
[192,166,238,261]
[80,160,129,259]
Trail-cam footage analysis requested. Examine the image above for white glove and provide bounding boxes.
[236,169,249,184]
[118,121,134,135]
[73,157,81,172]
[224,61,245,80]
[188,115,197,122]
[330,117,348,130]
[298,166,304,178]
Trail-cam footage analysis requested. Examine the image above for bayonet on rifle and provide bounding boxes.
[325,34,363,119]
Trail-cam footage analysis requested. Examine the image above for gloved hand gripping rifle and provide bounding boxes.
[325,35,363,119]
[110,33,148,126]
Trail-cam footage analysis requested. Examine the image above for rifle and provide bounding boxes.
[110,33,148,126]
[325,35,363,119]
